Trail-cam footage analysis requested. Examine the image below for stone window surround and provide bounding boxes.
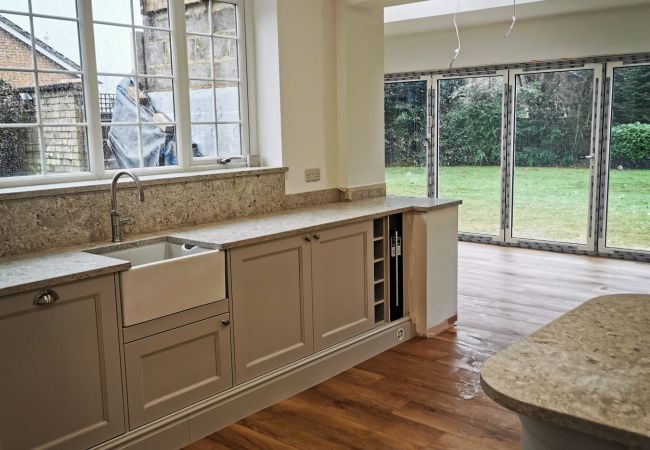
[0,0,253,190]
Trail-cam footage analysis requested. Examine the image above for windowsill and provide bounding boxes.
[0,166,288,201]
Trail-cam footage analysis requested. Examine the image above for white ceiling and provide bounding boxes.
[384,0,650,36]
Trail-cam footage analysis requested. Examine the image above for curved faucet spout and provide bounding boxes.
[110,171,145,243]
[110,171,145,212]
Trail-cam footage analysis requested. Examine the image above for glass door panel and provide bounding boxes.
[510,68,596,245]
[605,63,650,252]
[384,80,429,197]
[437,75,505,236]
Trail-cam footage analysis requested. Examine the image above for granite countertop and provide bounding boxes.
[480,294,650,448]
[0,196,460,297]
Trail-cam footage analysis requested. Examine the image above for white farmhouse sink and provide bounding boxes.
[90,240,226,326]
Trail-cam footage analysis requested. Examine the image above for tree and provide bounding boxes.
[384,81,427,167]
[611,65,650,126]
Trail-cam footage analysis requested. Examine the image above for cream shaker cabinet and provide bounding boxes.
[124,313,233,428]
[311,221,374,351]
[230,221,374,384]
[0,275,125,450]
[230,234,314,384]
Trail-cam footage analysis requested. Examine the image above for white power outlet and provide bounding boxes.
[305,168,321,182]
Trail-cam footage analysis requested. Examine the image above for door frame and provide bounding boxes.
[504,63,605,253]
[431,70,510,243]
[597,61,650,259]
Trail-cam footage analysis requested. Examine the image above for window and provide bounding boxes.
[92,0,177,170]
[0,0,88,178]
[186,0,247,161]
[0,0,249,185]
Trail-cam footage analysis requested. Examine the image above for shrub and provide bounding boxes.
[610,122,650,169]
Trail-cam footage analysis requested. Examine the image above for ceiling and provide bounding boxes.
[384,0,650,36]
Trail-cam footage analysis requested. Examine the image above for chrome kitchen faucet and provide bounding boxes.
[110,171,145,243]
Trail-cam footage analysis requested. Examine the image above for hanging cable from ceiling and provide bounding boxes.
[504,0,517,38]
[449,0,461,69]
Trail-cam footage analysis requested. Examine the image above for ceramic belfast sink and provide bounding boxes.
[88,239,226,326]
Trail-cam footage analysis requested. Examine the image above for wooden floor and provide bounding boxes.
[185,243,650,450]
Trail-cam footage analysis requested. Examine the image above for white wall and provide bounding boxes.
[385,5,650,74]
[252,0,386,194]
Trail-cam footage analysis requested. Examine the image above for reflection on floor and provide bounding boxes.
[185,242,650,450]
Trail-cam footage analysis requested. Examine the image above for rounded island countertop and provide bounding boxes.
[480,294,650,449]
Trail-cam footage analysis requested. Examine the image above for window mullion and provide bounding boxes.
[169,0,192,170]
[77,0,104,179]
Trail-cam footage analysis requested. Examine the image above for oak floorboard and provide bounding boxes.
[184,242,650,450]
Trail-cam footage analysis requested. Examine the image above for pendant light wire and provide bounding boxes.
[449,0,461,69]
[504,0,517,38]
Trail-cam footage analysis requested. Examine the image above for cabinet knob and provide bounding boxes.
[33,289,60,306]
[304,236,312,242]
[313,233,321,240]
[221,319,231,326]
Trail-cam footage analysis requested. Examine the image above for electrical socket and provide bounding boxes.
[305,168,321,182]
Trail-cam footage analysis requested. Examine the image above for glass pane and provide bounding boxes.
[512,69,594,244]
[42,126,88,174]
[0,127,39,177]
[92,0,132,25]
[384,81,427,197]
[141,123,176,167]
[134,0,170,28]
[186,35,212,78]
[0,14,33,68]
[136,29,172,76]
[0,0,29,13]
[141,77,175,121]
[32,18,81,68]
[189,79,215,122]
[103,124,140,169]
[217,123,240,155]
[213,37,238,79]
[31,0,77,18]
[191,124,216,157]
[185,1,208,34]
[94,24,135,74]
[606,64,650,251]
[98,75,126,122]
[438,76,503,236]
[215,81,239,122]
[212,2,237,36]
[39,78,86,123]
[0,71,37,123]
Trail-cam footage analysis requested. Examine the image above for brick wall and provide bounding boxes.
[0,28,74,88]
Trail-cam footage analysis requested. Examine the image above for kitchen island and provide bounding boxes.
[481,294,650,450]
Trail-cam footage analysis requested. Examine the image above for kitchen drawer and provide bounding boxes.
[124,314,233,428]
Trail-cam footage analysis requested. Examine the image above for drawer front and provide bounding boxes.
[0,275,125,450]
[124,314,233,428]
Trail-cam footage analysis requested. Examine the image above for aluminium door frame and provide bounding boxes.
[597,61,650,260]
[504,63,605,253]
[431,70,510,243]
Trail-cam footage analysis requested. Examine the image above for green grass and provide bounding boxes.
[386,166,650,251]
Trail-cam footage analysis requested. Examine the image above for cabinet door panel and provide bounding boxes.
[0,276,125,450]
[312,221,374,351]
[124,314,233,428]
[230,235,313,384]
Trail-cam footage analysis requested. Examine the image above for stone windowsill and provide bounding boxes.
[0,167,289,201]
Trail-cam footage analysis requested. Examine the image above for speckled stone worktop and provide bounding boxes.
[0,196,460,297]
[481,294,650,448]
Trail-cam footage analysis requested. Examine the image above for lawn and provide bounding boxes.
[385,166,650,251]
